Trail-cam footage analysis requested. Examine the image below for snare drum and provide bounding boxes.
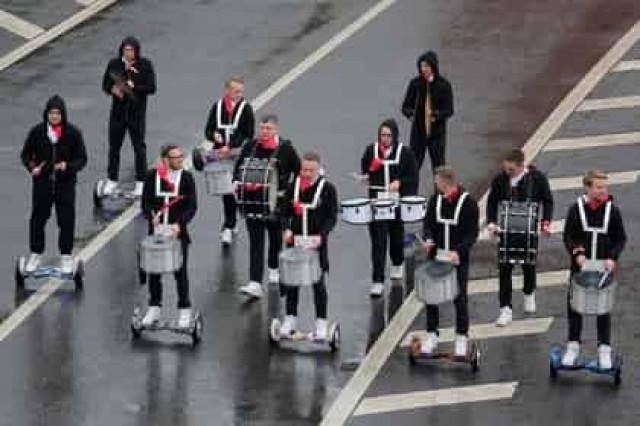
[341,198,372,224]
[415,259,458,304]
[372,199,396,221]
[139,235,183,274]
[498,201,539,265]
[400,196,427,222]
[236,158,279,219]
[204,161,234,195]
[570,269,617,315]
[279,247,322,286]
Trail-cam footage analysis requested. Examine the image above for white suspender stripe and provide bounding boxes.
[215,99,247,143]
[577,196,612,260]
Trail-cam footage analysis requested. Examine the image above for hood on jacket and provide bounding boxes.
[417,50,440,79]
[119,36,141,59]
[43,95,67,125]
[378,118,400,146]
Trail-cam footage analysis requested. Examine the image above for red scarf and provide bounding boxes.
[259,135,277,150]
[292,177,313,216]
[222,95,234,118]
[587,194,610,210]
[52,124,63,140]
[368,143,389,172]
[444,186,460,203]
[156,160,175,192]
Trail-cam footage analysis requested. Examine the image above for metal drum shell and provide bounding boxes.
[414,260,458,304]
[570,271,617,315]
[340,198,372,224]
[498,201,539,265]
[204,161,234,195]
[140,235,183,274]
[279,247,322,287]
[237,159,278,219]
[400,196,427,223]
[372,199,396,221]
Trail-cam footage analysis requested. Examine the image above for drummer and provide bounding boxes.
[418,166,479,356]
[280,152,338,339]
[140,144,197,329]
[561,170,626,369]
[204,75,255,246]
[360,118,418,297]
[486,149,553,326]
[234,113,301,299]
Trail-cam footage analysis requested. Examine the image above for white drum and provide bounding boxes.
[415,260,458,304]
[400,196,427,222]
[139,235,183,274]
[570,270,617,315]
[279,247,322,287]
[372,199,396,221]
[341,198,372,224]
[204,161,234,196]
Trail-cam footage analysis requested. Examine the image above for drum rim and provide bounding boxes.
[400,195,427,203]
[341,198,370,207]
[372,199,396,207]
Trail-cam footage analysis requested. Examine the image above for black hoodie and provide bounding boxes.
[361,119,418,199]
[20,95,87,184]
[102,36,156,119]
[401,51,453,139]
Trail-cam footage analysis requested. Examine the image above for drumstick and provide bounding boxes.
[597,270,610,289]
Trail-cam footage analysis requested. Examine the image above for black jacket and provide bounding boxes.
[486,167,554,224]
[102,37,156,120]
[233,138,301,193]
[204,98,255,149]
[20,95,87,185]
[563,196,626,270]
[401,51,453,139]
[361,119,418,199]
[423,188,479,262]
[141,168,198,244]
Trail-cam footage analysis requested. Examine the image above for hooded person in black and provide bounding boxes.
[402,50,453,181]
[102,36,157,195]
[20,95,87,273]
[360,118,418,297]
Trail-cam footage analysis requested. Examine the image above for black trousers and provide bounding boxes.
[148,241,191,309]
[567,288,611,345]
[410,132,446,175]
[222,194,237,229]
[107,114,147,182]
[30,180,75,255]
[368,219,404,283]
[284,274,328,319]
[246,218,282,282]
[499,263,536,308]
[426,261,470,335]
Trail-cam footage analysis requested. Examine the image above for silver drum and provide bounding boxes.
[372,199,396,221]
[140,235,183,274]
[415,260,458,304]
[204,161,234,195]
[570,270,616,315]
[400,196,427,222]
[279,247,322,287]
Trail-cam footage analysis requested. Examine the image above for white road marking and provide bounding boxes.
[0,0,118,72]
[352,382,518,417]
[577,95,640,112]
[76,0,96,6]
[549,170,639,191]
[0,9,44,40]
[401,317,553,347]
[469,269,568,295]
[544,131,640,151]
[612,60,640,72]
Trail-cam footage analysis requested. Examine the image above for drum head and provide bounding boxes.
[418,259,456,279]
[401,195,426,204]
[572,270,613,289]
[372,199,395,208]
[342,198,369,207]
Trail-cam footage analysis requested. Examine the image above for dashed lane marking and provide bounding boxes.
[0,9,44,40]
[544,132,640,151]
[549,170,639,191]
[577,95,640,112]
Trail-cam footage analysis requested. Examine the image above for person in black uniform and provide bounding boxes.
[141,145,198,329]
[102,36,157,197]
[401,50,453,182]
[234,114,300,299]
[361,118,418,297]
[20,95,87,274]
[280,152,338,339]
[561,170,626,369]
[203,75,255,246]
[417,166,479,357]
[486,149,553,326]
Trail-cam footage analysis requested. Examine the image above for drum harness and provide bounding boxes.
[434,191,469,261]
[373,141,403,200]
[293,176,326,244]
[577,196,612,284]
[153,168,185,235]
[215,99,246,143]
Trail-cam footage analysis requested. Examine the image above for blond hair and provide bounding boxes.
[583,170,608,187]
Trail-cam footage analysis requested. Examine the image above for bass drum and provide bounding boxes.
[498,201,539,265]
[236,158,279,219]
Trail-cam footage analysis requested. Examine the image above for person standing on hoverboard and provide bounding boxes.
[140,145,197,329]
[20,95,87,274]
[203,75,255,246]
[280,152,338,339]
[561,170,626,369]
[101,36,157,197]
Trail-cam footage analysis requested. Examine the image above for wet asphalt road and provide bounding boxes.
[1,0,640,425]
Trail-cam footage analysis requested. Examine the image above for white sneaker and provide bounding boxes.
[280,315,296,337]
[60,255,74,275]
[220,228,233,245]
[562,341,580,366]
[239,281,263,299]
[178,308,192,329]
[142,306,162,326]
[495,306,513,327]
[315,318,328,341]
[103,179,118,196]
[25,253,41,273]
[133,181,144,197]
[524,292,536,313]
[390,263,404,280]
[454,334,468,357]
[369,282,385,298]
[421,332,439,355]
[598,344,612,370]
[268,268,280,284]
